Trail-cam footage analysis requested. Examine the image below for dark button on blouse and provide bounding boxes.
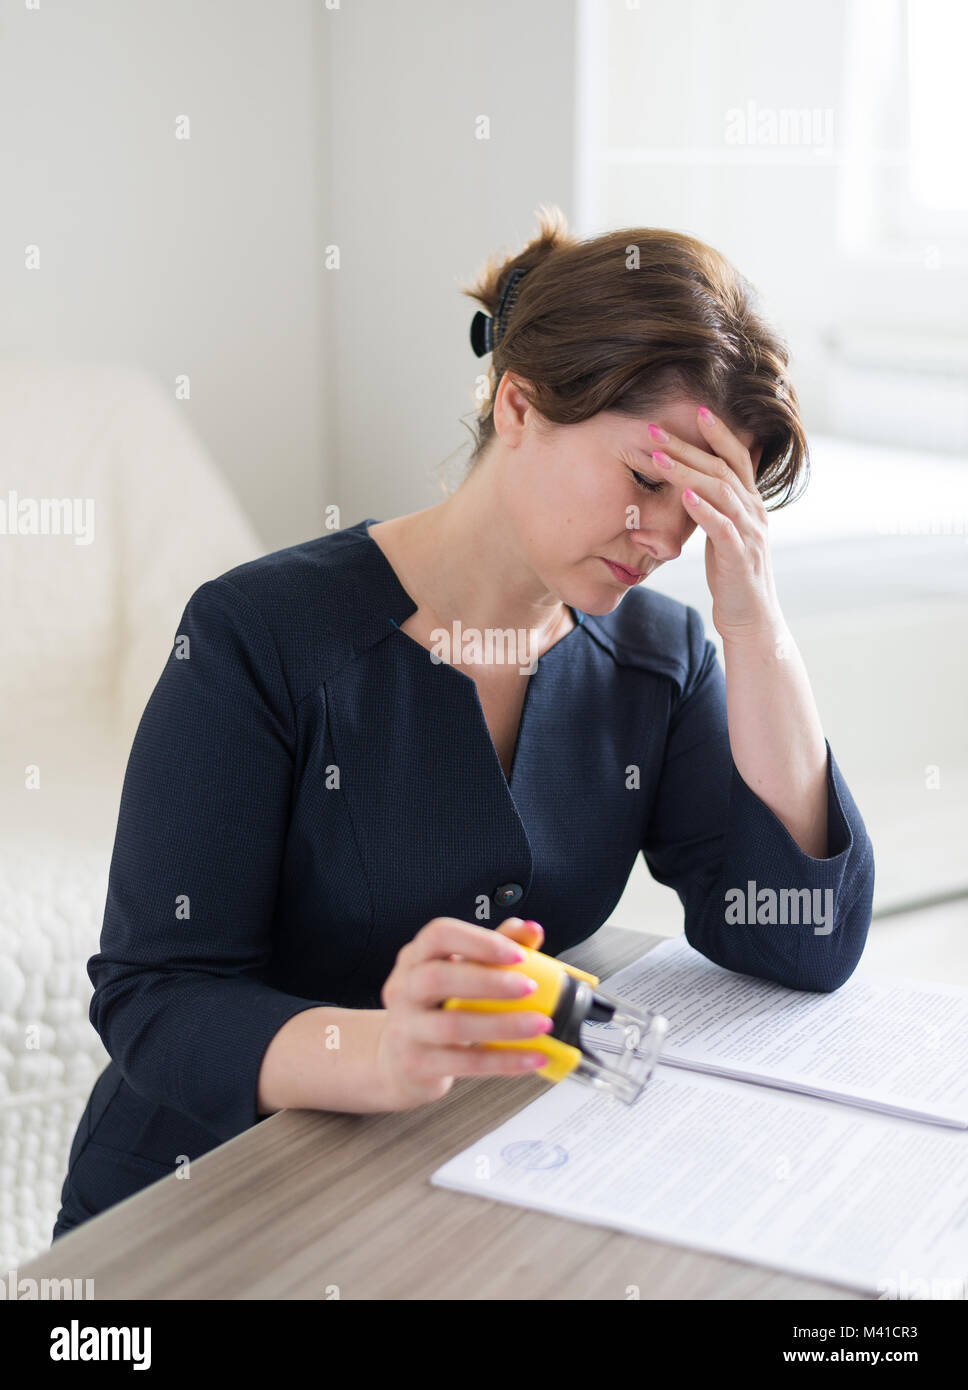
[493,883,524,907]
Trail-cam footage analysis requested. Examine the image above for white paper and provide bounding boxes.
[431,1066,968,1298]
[583,936,968,1128]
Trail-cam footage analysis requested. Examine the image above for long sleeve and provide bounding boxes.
[641,608,875,992]
[88,577,334,1143]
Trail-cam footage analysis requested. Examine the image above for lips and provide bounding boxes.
[598,553,650,586]
[601,557,649,585]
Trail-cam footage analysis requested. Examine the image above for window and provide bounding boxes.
[840,0,968,264]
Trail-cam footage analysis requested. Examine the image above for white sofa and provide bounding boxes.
[0,360,263,1271]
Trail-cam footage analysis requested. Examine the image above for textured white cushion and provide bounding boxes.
[0,359,263,1270]
[0,842,110,1270]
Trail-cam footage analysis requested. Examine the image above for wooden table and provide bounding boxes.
[21,926,864,1300]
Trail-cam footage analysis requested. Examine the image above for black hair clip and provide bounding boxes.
[470,266,530,357]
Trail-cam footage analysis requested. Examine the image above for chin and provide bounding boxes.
[554,559,646,616]
[588,591,629,615]
[567,582,629,617]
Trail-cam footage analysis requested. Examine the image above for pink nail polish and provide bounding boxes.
[653,451,674,469]
[648,423,669,442]
[698,407,716,424]
[683,488,699,502]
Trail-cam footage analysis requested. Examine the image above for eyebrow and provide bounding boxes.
[622,454,670,486]
[623,443,656,463]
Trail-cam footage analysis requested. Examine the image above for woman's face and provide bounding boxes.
[495,383,761,616]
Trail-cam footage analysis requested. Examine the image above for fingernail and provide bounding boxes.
[698,406,716,424]
[504,945,526,963]
[653,450,674,469]
[523,919,543,933]
[648,423,669,442]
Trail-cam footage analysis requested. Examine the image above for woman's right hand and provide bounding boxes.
[375,917,554,1109]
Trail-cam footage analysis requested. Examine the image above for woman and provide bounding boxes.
[52,207,874,1239]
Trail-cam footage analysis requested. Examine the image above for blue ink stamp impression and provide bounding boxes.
[500,1140,569,1170]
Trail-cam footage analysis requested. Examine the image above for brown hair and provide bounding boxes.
[458,204,808,509]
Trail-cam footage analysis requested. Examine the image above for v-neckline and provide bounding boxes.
[360,517,586,792]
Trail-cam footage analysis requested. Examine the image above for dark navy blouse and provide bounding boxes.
[53,517,875,1237]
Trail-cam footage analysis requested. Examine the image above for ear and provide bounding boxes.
[494,372,533,439]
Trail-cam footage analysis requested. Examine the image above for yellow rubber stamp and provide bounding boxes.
[444,945,668,1104]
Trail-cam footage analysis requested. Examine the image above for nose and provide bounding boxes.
[628,491,698,564]
[626,527,686,565]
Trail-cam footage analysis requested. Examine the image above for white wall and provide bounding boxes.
[321,0,575,527]
[4,0,965,539]
[1,0,327,552]
[1,0,574,546]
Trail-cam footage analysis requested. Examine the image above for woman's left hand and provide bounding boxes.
[648,407,782,640]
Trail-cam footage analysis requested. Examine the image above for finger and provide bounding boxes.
[405,957,538,1009]
[680,488,746,556]
[407,918,526,968]
[405,1045,548,1080]
[409,1006,553,1047]
[646,422,758,515]
[653,447,756,539]
[496,917,545,950]
[694,407,758,490]
[519,921,544,949]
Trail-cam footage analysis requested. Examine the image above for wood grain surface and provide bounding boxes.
[18,926,864,1300]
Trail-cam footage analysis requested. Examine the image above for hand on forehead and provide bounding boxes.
[644,401,762,475]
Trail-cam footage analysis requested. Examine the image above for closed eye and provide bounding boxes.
[627,466,665,494]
